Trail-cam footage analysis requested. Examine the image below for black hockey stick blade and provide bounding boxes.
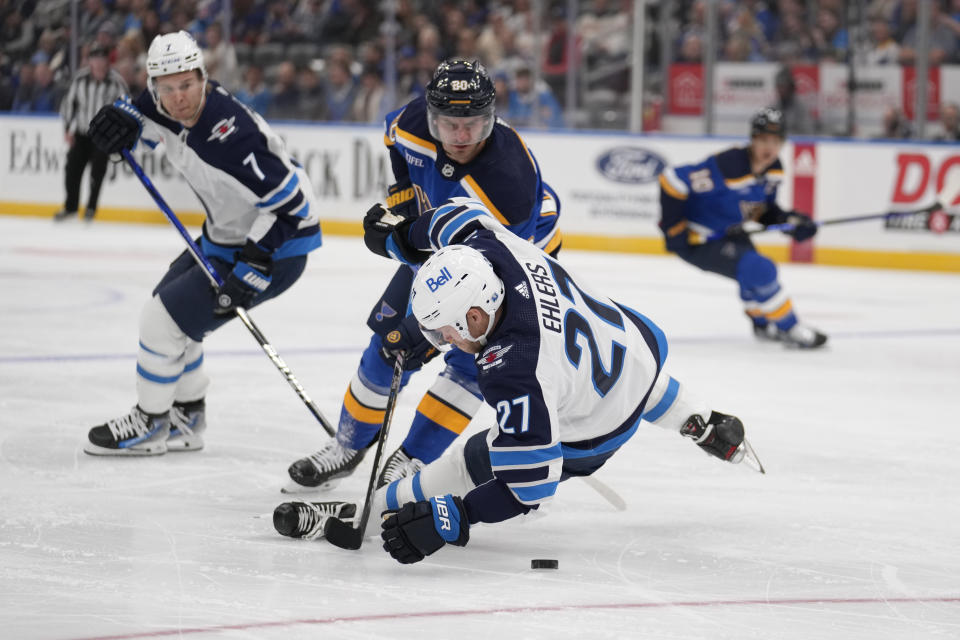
[324,516,363,550]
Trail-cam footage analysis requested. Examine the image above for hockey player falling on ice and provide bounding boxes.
[82,30,322,455]
[283,58,562,493]
[658,107,827,348]
[273,198,759,564]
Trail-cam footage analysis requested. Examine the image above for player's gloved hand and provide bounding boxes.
[724,220,765,240]
[380,313,440,371]
[214,240,273,315]
[784,212,818,242]
[89,100,143,155]
[363,182,431,264]
[381,494,469,564]
[680,411,745,462]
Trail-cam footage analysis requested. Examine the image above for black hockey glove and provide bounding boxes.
[784,212,818,242]
[381,494,469,564]
[89,101,143,155]
[363,182,431,264]
[214,240,273,315]
[680,411,745,462]
[380,313,440,372]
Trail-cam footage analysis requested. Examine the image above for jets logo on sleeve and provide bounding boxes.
[207,116,237,142]
[479,344,513,371]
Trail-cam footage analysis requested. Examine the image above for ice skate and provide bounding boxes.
[273,501,357,540]
[775,322,827,349]
[167,399,206,451]
[376,446,424,488]
[750,321,779,343]
[52,209,77,222]
[84,406,170,456]
[283,439,367,493]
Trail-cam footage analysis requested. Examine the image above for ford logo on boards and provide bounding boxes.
[596,147,666,184]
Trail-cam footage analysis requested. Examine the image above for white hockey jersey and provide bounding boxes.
[407,199,670,521]
[132,82,321,259]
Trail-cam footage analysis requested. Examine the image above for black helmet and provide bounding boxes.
[751,107,786,138]
[426,58,496,116]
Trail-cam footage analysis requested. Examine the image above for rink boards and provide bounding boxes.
[2,114,958,271]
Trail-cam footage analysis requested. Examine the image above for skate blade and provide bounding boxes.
[736,438,766,474]
[280,478,342,494]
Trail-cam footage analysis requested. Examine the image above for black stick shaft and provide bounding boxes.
[121,149,335,436]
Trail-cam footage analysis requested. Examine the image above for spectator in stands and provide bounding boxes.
[10,63,36,112]
[772,65,817,135]
[932,102,960,141]
[723,32,760,62]
[268,60,301,120]
[770,9,817,63]
[725,4,770,61]
[492,70,510,115]
[876,105,912,139]
[22,61,62,112]
[900,0,958,65]
[859,12,901,64]
[78,0,110,45]
[2,6,36,61]
[235,63,272,116]
[323,59,359,122]
[476,8,512,69]
[296,66,327,121]
[0,61,15,110]
[506,65,565,129]
[542,3,581,107]
[811,6,849,61]
[676,31,704,63]
[350,63,390,123]
[201,22,238,90]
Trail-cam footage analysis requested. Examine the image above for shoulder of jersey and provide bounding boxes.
[393,97,431,138]
[713,146,752,179]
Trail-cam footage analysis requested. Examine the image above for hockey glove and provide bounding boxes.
[680,411,745,462]
[89,100,143,155]
[380,313,440,371]
[381,494,469,564]
[214,240,273,315]
[784,212,818,242]
[363,182,431,264]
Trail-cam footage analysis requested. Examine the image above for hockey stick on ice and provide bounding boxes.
[324,352,405,550]
[120,149,335,437]
[581,475,627,511]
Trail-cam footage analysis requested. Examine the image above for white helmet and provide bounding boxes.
[411,245,504,351]
[146,31,207,118]
[146,30,206,79]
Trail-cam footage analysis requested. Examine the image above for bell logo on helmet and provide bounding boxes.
[425,267,453,292]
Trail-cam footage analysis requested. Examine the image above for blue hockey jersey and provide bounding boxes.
[384,97,561,255]
[658,146,788,249]
[133,81,322,261]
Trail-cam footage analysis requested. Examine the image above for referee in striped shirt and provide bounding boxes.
[54,44,128,222]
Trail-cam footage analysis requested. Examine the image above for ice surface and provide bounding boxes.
[1,216,958,639]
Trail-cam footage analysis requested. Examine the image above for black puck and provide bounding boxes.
[531,558,558,569]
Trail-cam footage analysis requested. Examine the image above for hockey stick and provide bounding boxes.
[581,475,627,511]
[120,149,335,437]
[324,352,405,550]
[704,202,942,242]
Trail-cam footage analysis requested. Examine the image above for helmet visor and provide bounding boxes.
[418,323,455,352]
[427,107,495,147]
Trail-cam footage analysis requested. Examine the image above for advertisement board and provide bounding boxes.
[1,115,958,271]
